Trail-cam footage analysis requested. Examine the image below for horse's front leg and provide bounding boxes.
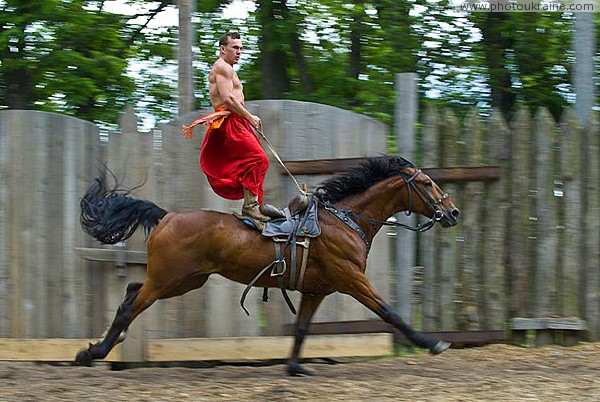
[342,272,450,354]
[287,292,326,376]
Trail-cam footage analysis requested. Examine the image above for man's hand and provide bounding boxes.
[249,114,261,129]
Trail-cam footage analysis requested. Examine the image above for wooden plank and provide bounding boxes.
[76,247,148,264]
[533,108,559,317]
[0,339,123,362]
[559,108,582,317]
[510,108,533,317]
[277,157,500,182]
[146,334,392,362]
[583,112,600,339]
[459,108,484,330]
[282,320,507,345]
[510,317,587,331]
[0,111,11,337]
[439,109,460,331]
[482,109,510,329]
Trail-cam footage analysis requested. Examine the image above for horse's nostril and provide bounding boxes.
[452,209,460,218]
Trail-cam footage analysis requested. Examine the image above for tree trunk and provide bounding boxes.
[478,13,516,118]
[257,0,290,99]
[349,1,364,80]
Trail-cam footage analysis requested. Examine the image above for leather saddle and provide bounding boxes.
[262,195,320,238]
[239,194,320,316]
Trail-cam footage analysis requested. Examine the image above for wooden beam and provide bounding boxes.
[278,157,500,182]
[424,166,501,183]
[0,335,392,362]
[283,320,507,345]
[0,339,123,361]
[147,334,392,362]
[75,247,148,265]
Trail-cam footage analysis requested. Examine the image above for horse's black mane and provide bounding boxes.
[316,155,416,203]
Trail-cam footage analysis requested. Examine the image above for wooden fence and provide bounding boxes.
[0,102,392,361]
[415,106,597,342]
[0,102,598,362]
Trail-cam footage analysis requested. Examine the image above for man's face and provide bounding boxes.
[221,38,242,65]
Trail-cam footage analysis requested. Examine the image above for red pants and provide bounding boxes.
[200,114,268,203]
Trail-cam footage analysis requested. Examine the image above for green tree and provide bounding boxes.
[0,0,138,123]
[472,11,572,120]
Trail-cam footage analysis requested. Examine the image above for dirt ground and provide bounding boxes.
[1,343,599,401]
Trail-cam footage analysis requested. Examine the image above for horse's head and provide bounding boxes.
[400,166,460,228]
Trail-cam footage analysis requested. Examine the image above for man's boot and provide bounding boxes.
[259,203,285,219]
[242,188,271,222]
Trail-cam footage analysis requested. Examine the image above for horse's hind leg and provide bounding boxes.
[342,272,450,354]
[75,281,157,365]
[287,293,326,377]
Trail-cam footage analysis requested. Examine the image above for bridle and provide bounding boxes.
[348,169,447,233]
[321,168,449,251]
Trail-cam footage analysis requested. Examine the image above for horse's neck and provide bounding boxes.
[338,180,407,239]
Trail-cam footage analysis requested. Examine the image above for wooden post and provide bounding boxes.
[394,73,418,324]
[532,108,559,345]
[583,112,600,340]
[0,111,10,337]
[509,108,532,317]
[439,109,460,331]
[559,108,583,317]
[483,109,509,329]
[420,105,440,331]
[460,109,484,330]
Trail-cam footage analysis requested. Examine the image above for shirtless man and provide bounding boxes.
[199,31,283,222]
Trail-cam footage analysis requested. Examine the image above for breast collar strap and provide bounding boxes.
[322,202,371,253]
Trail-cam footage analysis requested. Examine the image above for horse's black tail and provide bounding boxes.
[80,170,167,245]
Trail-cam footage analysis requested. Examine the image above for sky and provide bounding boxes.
[103,0,254,27]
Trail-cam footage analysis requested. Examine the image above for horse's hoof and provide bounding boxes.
[430,340,451,355]
[287,364,314,377]
[74,349,94,366]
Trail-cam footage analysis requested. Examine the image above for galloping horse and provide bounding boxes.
[75,155,459,376]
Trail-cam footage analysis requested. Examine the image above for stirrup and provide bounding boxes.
[259,203,285,219]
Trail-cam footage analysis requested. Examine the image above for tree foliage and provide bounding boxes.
[0,0,138,124]
[0,0,594,129]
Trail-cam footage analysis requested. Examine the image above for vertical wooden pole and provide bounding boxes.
[439,109,460,331]
[559,108,583,317]
[532,108,559,345]
[394,73,418,324]
[483,109,510,329]
[420,105,440,331]
[509,108,532,317]
[0,111,10,337]
[460,109,484,330]
[583,112,600,340]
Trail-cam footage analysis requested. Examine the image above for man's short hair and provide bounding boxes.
[219,32,241,47]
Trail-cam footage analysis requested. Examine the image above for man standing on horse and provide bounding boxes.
[183,31,283,222]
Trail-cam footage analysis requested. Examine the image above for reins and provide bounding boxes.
[320,168,447,240]
[254,123,308,197]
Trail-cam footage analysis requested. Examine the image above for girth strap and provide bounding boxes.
[240,239,310,316]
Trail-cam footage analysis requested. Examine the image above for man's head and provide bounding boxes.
[219,32,242,65]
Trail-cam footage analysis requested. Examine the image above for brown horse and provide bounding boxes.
[75,155,459,376]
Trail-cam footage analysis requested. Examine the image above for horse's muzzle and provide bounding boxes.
[438,208,460,228]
